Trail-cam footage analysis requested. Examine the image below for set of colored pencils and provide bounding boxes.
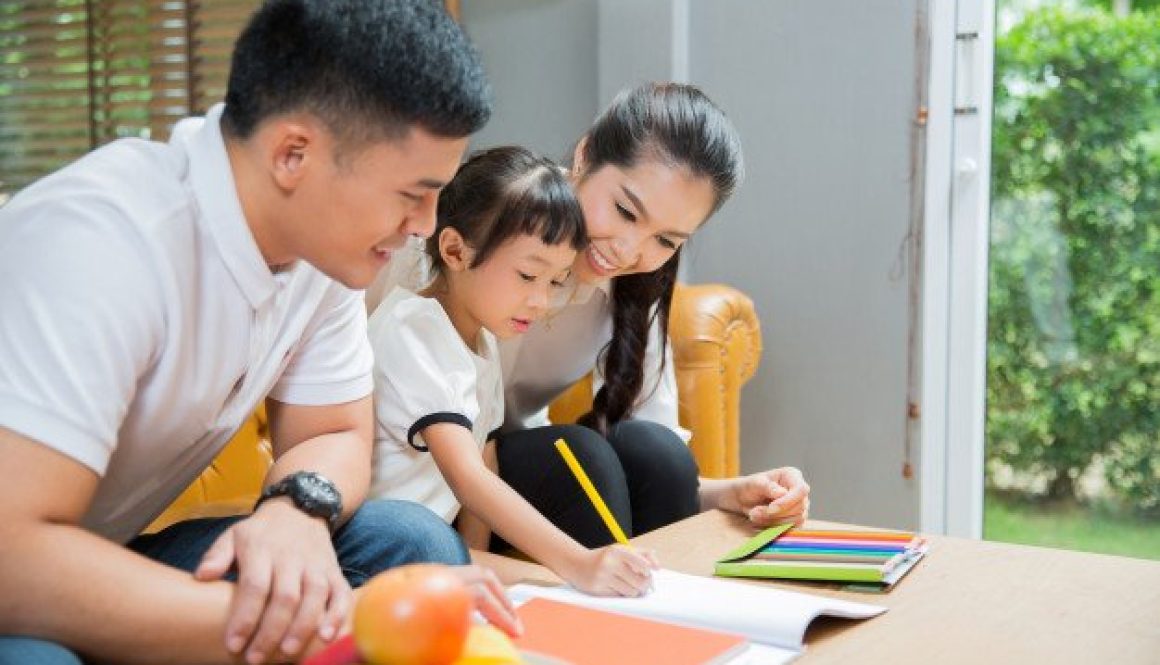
[755,529,925,575]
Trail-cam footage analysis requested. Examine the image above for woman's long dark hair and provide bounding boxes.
[576,83,744,437]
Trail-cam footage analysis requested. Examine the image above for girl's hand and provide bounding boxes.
[446,564,523,638]
[567,544,659,597]
[729,467,811,527]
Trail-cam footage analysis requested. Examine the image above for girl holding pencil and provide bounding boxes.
[367,146,659,597]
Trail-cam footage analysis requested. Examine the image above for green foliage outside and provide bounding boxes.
[1,2,159,193]
[984,491,1160,560]
[1085,0,1160,13]
[988,6,1160,514]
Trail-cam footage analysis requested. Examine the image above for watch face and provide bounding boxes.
[298,472,340,504]
[256,471,342,527]
[288,472,341,525]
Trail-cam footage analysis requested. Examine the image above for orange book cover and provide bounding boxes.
[513,597,749,665]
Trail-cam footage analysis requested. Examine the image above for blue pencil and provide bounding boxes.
[761,546,896,556]
[760,544,907,554]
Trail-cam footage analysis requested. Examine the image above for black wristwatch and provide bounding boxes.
[254,471,343,531]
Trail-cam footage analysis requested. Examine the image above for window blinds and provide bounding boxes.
[0,0,261,195]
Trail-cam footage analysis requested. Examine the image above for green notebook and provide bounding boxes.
[714,525,928,586]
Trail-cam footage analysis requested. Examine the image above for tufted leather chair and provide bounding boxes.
[147,283,762,533]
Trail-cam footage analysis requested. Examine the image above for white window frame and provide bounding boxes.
[920,0,995,538]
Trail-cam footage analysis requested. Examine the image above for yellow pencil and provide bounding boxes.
[553,438,631,546]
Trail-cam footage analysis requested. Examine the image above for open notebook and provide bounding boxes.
[515,597,750,665]
[508,568,886,664]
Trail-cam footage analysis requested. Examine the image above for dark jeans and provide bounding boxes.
[494,420,700,549]
[0,498,466,664]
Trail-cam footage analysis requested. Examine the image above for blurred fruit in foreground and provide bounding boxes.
[354,564,473,665]
[452,624,523,665]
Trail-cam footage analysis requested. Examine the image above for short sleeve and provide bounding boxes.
[268,283,374,405]
[0,194,164,474]
[594,306,691,443]
[369,291,480,451]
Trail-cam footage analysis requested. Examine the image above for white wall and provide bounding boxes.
[461,0,598,160]
[464,1,923,529]
[685,2,921,529]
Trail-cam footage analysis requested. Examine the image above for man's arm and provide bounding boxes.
[264,395,374,523]
[192,396,374,664]
[0,428,240,664]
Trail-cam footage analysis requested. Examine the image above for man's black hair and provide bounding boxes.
[222,0,491,145]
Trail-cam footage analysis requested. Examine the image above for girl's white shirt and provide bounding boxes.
[367,285,504,523]
[365,238,689,444]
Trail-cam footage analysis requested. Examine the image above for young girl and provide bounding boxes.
[368,146,658,597]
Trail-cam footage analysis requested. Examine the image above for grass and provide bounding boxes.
[983,490,1160,561]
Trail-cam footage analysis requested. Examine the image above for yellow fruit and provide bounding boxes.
[452,625,523,665]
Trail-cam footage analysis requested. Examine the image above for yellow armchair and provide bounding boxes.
[148,283,761,533]
[548,283,761,478]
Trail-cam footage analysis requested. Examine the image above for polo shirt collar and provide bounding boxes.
[176,103,278,310]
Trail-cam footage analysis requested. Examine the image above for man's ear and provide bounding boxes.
[438,227,475,272]
[269,120,316,191]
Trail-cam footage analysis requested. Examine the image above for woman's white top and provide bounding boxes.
[368,286,504,523]
[497,279,689,441]
[367,240,689,443]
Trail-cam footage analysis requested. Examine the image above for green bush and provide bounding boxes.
[988,6,1160,511]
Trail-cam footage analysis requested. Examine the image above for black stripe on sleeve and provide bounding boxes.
[486,427,503,443]
[407,412,473,452]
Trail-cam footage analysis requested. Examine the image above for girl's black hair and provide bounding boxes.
[427,146,587,275]
[576,82,745,437]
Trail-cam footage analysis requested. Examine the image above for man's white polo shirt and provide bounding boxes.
[0,104,373,543]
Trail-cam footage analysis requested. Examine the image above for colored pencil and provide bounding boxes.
[753,551,896,564]
[773,538,910,551]
[760,546,901,557]
[786,529,914,541]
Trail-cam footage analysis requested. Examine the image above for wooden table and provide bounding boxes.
[481,510,1160,664]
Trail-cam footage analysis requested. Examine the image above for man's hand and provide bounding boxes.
[446,565,523,638]
[728,467,811,527]
[195,499,350,664]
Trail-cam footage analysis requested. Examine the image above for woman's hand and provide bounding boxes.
[567,544,659,597]
[727,467,811,527]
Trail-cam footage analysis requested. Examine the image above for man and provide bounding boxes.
[0,1,515,663]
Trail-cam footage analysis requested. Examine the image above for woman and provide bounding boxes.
[370,82,811,551]
[494,82,811,548]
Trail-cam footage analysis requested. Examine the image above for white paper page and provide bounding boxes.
[509,568,886,650]
[723,643,802,665]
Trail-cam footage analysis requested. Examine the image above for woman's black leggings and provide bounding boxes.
[493,420,701,549]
